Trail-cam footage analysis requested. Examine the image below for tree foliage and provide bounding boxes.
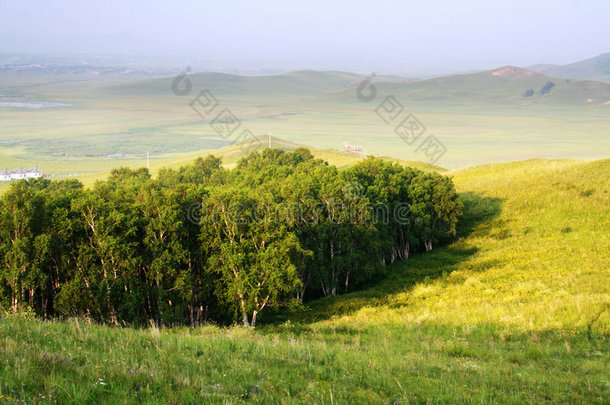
[540,81,555,95]
[0,149,462,326]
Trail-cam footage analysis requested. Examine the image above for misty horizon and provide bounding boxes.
[1,0,609,76]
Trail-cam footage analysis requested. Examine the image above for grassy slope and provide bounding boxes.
[2,69,609,176]
[71,136,445,187]
[106,70,365,98]
[1,158,608,404]
[326,66,610,106]
[0,137,443,194]
[113,66,610,106]
[528,53,610,83]
[299,159,610,332]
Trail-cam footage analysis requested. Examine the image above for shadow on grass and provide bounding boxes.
[264,192,503,325]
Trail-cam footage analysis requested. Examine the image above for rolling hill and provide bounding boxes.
[72,135,446,187]
[529,53,610,84]
[1,157,608,403]
[2,66,609,190]
[326,66,610,106]
[106,65,610,106]
[297,158,610,331]
[105,70,367,98]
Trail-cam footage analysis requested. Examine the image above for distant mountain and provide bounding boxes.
[326,65,610,106]
[106,70,369,98]
[528,53,610,83]
[104,66,610,107]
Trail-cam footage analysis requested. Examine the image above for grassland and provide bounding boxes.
[1,69,609,182]
[1,158,608,404]
[50,135,444,189]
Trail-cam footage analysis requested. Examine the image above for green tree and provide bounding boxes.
[0,180,45,311]
[202,187,307,326]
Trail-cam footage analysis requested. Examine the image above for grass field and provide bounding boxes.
[1,157,608,404]
[1,69,609,181]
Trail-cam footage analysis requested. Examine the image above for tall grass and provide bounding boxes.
[0,158,608,403]
[1,315,607,404]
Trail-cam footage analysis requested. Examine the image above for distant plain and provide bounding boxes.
[1,67,609,194]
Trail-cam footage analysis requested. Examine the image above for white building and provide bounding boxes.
[0,166,43,181]
[9,167,26,180]
[26,165,42,179]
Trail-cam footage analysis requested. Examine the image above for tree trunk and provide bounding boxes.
[239,294,249,326]
[42,295,47,318]
[156,279,164,328]
[251,310,258,327]
[330,239,337,296]
[425,240,433,252]
[344,271,350,293]
[320,281,329,297]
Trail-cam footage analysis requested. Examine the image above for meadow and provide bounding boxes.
[1,157,608,404]
[1,69,609,186]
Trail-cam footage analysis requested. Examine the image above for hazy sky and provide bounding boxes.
[0,0,608,74]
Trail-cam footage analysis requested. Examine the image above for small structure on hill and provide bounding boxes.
[0,166,43,181]
[343,142,367,157]
[9,167,26,180]
[26,166,43,179]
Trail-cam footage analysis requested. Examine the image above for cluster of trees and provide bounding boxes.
[540,81,555,95]
[524,81,556,98]
[0,148,462,326]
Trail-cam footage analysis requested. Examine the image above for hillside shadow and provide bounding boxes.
[263,192,503,326]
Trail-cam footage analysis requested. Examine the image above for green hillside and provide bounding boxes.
[296,158,610,332]
[108,66,610,106]
[2,69,609,176]
[106,70,366,98]
[529,53,610,83]
[1,157,608,403]
[65,135,445,187]
[327,66,610,106]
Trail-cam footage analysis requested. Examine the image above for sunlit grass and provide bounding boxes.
[292,159,610,334]
[1,315,607,404]
[1,158,608,403]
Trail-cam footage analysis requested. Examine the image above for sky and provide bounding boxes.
[0,0,608,75]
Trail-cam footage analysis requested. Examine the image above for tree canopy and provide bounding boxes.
[0,149,462,326]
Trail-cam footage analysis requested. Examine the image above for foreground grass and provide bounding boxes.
[0,158,608,403]
[297,159,610,334]
[1,316,608,404]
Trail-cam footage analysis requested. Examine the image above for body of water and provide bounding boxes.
[0,101,72,109]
